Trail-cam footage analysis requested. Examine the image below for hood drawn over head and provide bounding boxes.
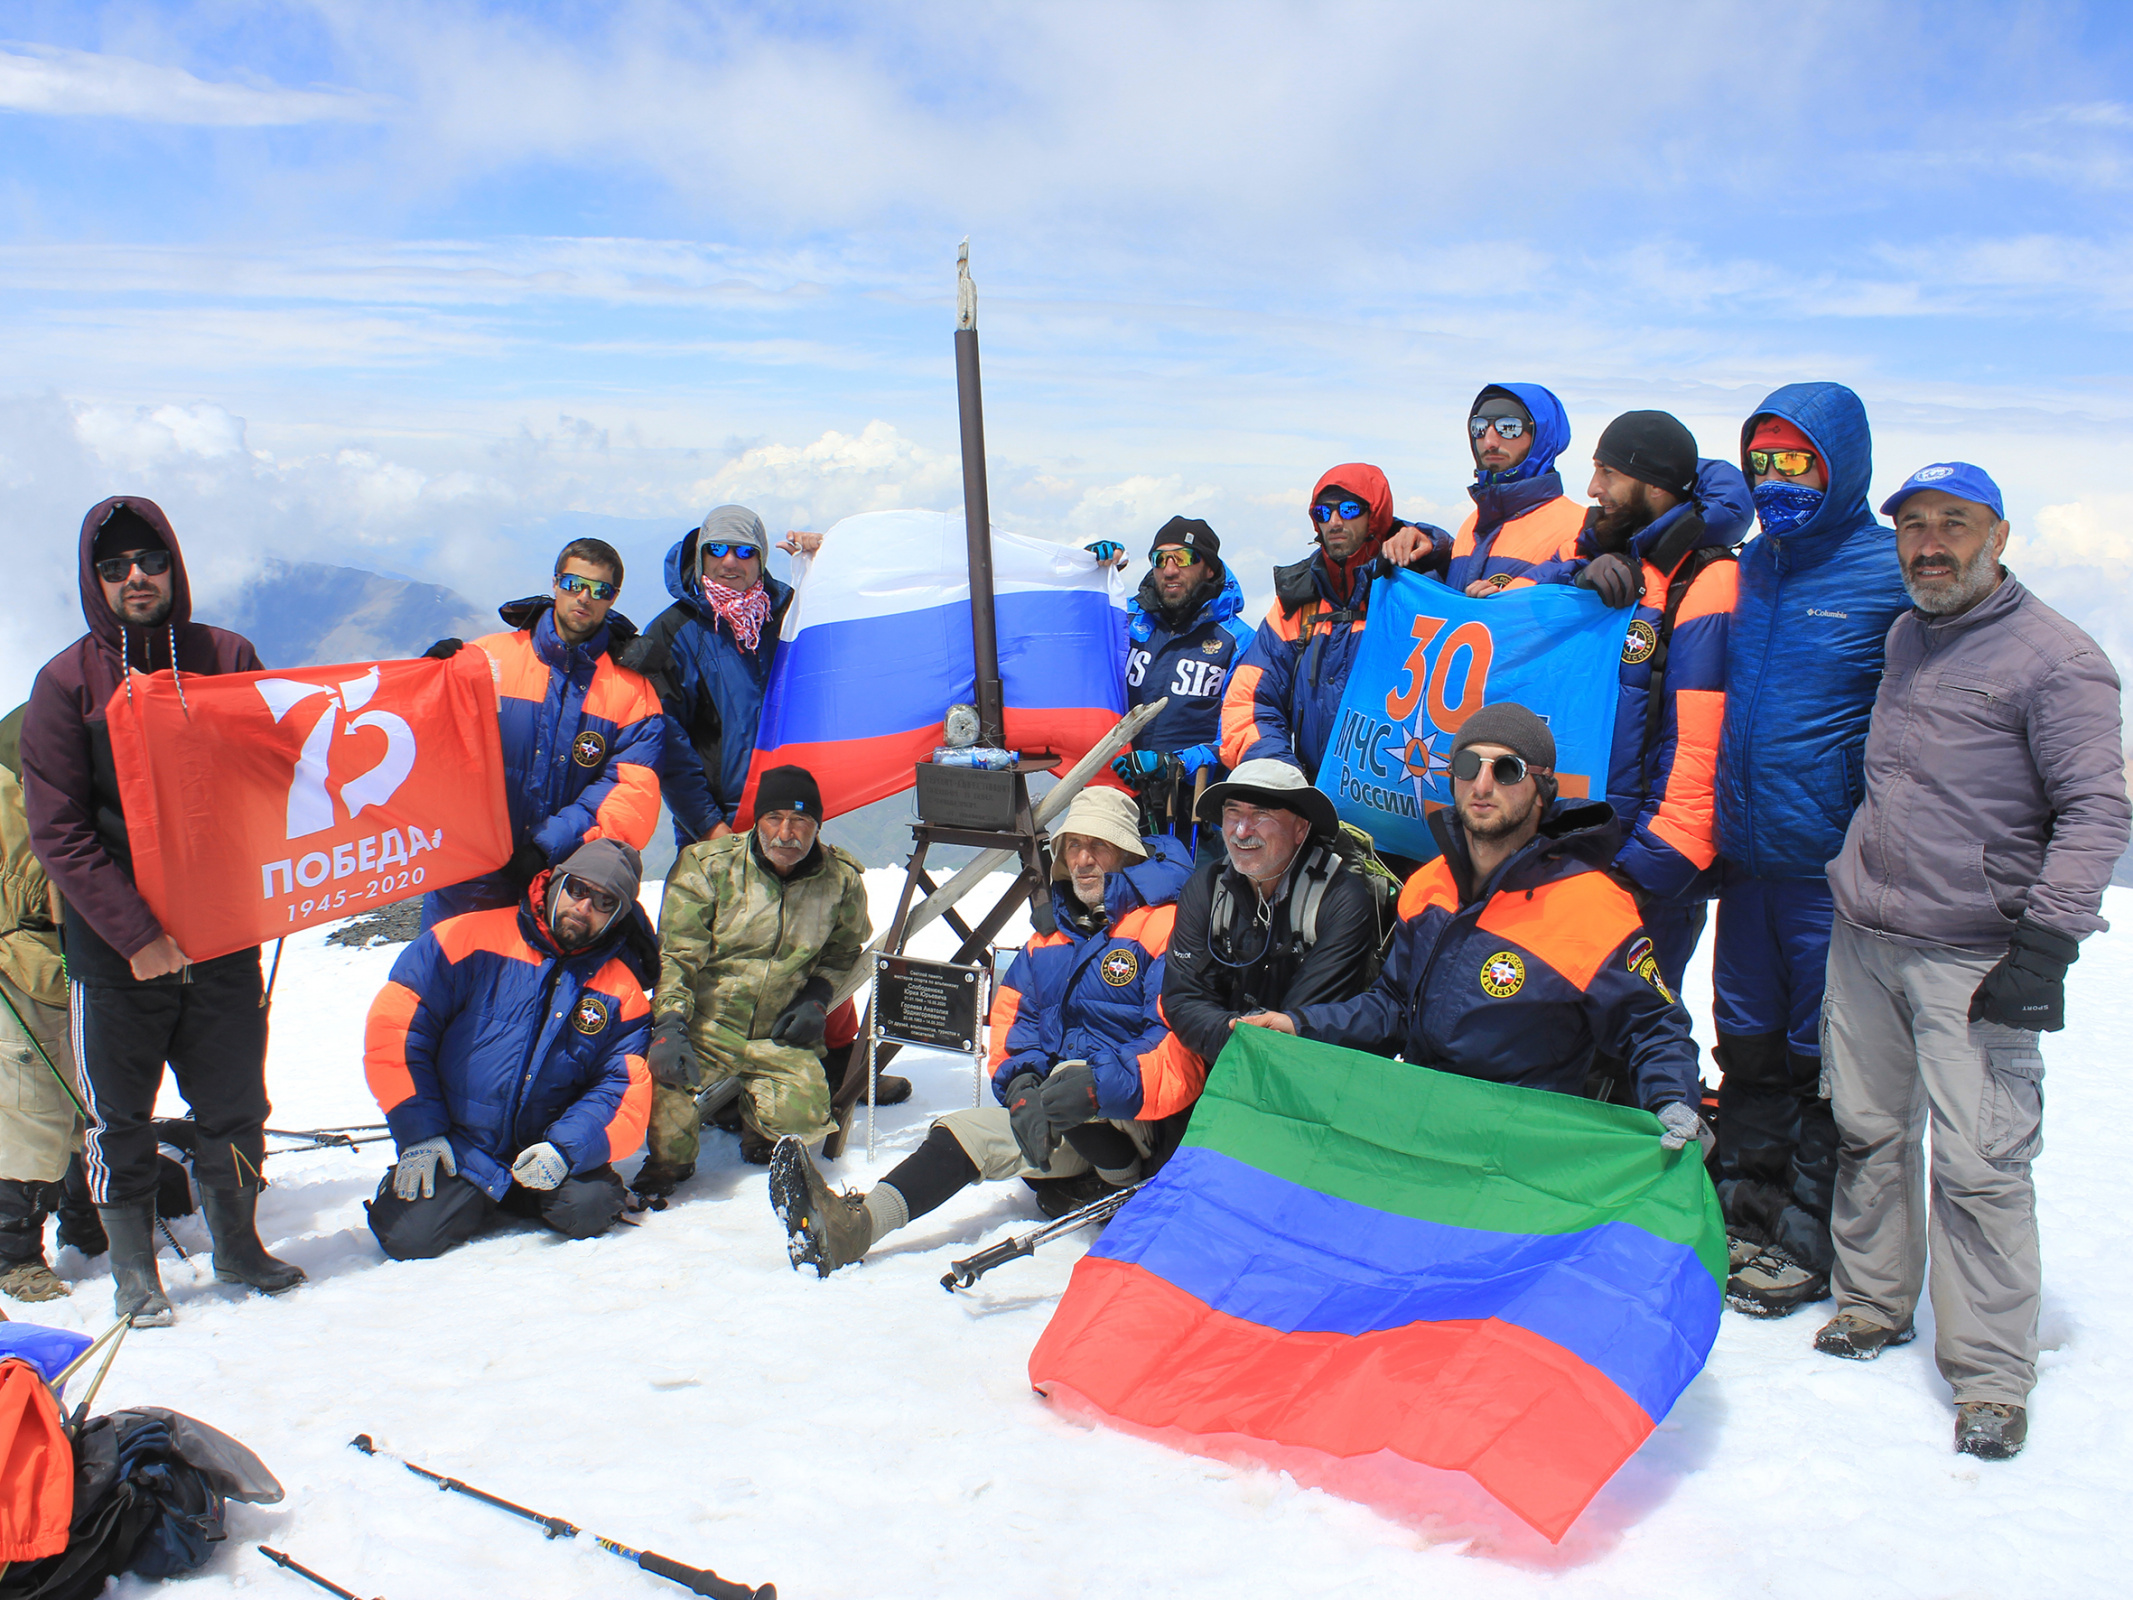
[1311,464,1396,544]
[76,497,190,647]
[663,526,793,622]
[1738,381,1877,546]
[1470,383,1571,486]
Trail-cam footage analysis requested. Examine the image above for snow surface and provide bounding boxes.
[31,874,2132,1598]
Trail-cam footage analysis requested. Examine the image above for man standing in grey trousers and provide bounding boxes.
[1818,462,2129,1461]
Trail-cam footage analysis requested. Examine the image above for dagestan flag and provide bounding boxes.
[106,653,512,961]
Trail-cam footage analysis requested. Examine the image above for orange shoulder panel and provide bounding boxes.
[1451,510,1480,559]
[1675,558,1739,623]
[1220,662,1269,768]
[986,983,1027,1071]
[1510,495,1590,565]
[1115,904,1178,955]
[431,906,538,968]
[1397,861,1459,920]
[593,958,654,1016]
[1138,1016,1208,1122]
[475,629,548,705]
[1474,868,1642,992]
[583,657,663,728]
[363,980,422,1114]
[1647,686,1725,868]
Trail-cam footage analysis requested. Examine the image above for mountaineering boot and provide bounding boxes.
[0,1179,65,1301]
[197,1185,306,1294]
[1814,1311,1916,1361]
[1726,1245,1830,1318]
[629,1159,695,1204]
[1955,1403,2027,1460]
[99,1200,174,1327]
[1025,1170,1113,1220]
[768,1136,872,1277]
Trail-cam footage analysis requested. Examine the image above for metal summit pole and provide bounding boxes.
[954,239,1007,748]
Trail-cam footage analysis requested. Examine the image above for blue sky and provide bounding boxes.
[5,1,2133,700]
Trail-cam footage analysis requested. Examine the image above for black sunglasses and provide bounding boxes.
[1451,749,1535,786]
[558,874,620,915]
[1309,499,1368,525]
[95,549,172,584]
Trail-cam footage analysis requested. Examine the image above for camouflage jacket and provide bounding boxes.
[0,706,65,1006]
[654,831,871,1043]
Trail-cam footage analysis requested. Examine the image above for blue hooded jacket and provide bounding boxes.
[1125,559,1257,770]
[1715,383,1912,879]
[1446,382,1581,593]
[642,531,795,842]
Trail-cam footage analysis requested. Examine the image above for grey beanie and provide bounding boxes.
[697,505,768,578]
[1450,703,1556,770]
[548,838,643,921]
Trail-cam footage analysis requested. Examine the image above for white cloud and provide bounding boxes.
[0,43,385,125]
[2012,497,2133,575]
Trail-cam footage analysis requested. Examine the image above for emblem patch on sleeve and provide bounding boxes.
[571,730,608,767]
[1635,955,1674,1004]
[1100,948,1139,987]
[1625,936,1655,972]
[1479,951,1526,998]
[570,994,609,1035]
[1622,620,1658,665]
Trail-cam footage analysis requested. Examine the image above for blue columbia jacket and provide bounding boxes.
[642,531,795,842]
[366,875,656,1199]
[987,839,1202,1121]
[1715,383,1912,880]
[1125,561,1257,772]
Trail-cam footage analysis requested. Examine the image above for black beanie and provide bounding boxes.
[1451,702,1557,770]
[1595,411,1698,501]
[92,503,167,564]
[1149,516,1220,561]
[756,764,824,820]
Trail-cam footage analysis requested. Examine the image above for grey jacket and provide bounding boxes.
[1830,573,2129,952]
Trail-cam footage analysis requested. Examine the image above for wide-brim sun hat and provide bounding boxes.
[1194,758,1340,839]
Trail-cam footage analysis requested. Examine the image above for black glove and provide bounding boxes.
[1969,917,2079,1032]
[1575,552,1645,608]
[422,637,465,660]
[500,840,549,892]
[770,977,833,1048]
[1038,1061,1102,1131]
[1005,1072,1054,1171]
[646,1013,700,1089]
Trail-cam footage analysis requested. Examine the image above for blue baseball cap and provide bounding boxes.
[1880,462,2005,521]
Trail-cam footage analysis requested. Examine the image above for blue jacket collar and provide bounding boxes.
[1469,381,1571,488]
[1128,561,1245,643]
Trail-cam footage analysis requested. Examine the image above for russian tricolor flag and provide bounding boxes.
[739,509,1128,822]
[1029,1025,1725,1543]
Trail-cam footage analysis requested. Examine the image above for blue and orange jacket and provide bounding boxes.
[1126,559,1256,771]
[364,873,655,1198]
[1221,464,1448,781]
[1533,459,1752,903]
[987,838,1204,1121]
[643,530,795,840]
[1295,802,1700,1110]
[1445,382,1583,594]
[1715,382,1912,880]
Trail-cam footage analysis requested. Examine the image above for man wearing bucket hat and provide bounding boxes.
[1242,703,1702,1131]
[768,787,1201,1276]
[1162,759,1392,1064]
[1814,463,2127,1461]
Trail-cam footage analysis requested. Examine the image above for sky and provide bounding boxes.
[5,0,2133,704]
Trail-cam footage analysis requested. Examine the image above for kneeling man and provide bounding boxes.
[364,840,654,1258]
[772,787,1201,1275]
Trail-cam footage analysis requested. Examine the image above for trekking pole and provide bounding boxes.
[66,1318,129,1440]
[260,1546,381,1600]
[267,1132,395,1156]
[48,1317,129,1394]
[348,1435,773,1599]
[262,937,286,1011]
[0,984,89,1121]
[268,1124,390,1139]
[941,1182,1145,1291]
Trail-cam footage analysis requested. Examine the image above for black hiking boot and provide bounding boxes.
[1726,1246,1831,1318]
[198,1186,306,1294]
[768,1136,871,1276]
[1955,1402,2027,1460]
[1025,1170,1113,1220]
[55,1156,107,1256]
[99,1200,174,1327]
[1814,1311,1916,1360]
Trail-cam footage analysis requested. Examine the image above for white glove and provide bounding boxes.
[1656,1101,1702,1151]
[393,1136,457,1201]
[511,1142,569,1191]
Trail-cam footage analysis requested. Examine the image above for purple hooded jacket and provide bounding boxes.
[20,497,263,977]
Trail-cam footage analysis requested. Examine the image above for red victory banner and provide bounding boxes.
[106,652,512,961]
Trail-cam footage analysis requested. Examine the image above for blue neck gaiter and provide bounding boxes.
[1752,481,1823,538]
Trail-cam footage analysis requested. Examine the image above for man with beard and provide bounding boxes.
[1708,383,1911,1320]
[21,497,303,1326]
[1222,466,1448,788]
[1112,517,1256,850]
[769,788,1199,1276]
[1814,464,2127,1462]
[363,838,655,1259]
[1438,383,1587,595]
[1544,411,1752,991]
[1240,704,1702,1136]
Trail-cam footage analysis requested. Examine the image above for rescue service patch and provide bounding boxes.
[571,994,609,1035]
[1625,936,1655,972]
[1479,951,1525,999]
[571,730,608,768]
[1635,955,1674,1004]
[1622,620,1658,665]
[1099,948,1138,987]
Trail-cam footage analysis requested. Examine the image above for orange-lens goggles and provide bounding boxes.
[1748,449,1818,479]
[1151,549,1200,570]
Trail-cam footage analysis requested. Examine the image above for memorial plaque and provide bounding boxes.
[875,955,986,1051]
[914,762,1023,831]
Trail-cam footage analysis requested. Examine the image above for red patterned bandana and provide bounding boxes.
[702,576,773,650]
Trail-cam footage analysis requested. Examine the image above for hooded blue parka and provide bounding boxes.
[1446,383,1584,593]
[1125,558,1257,771]
[1715,383,1911,879]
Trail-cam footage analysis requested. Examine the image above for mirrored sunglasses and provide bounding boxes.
[555,573,617,601]
[1450,749,1532,786]
[1150,548,1201,569]
[1747,449,1818,479]
[1309,499,1368,525]
[701,542,760,561]
[1469,415,1529,440]
[95,549,172,584]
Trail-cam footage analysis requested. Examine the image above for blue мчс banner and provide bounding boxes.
[1315,574,1630,862]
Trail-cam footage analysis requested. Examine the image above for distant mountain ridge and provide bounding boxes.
[230,560,491,671]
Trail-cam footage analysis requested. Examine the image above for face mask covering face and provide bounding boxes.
[1752,480,1824,537]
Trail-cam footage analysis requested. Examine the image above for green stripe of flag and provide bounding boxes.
[1190,1026,1726,1288]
